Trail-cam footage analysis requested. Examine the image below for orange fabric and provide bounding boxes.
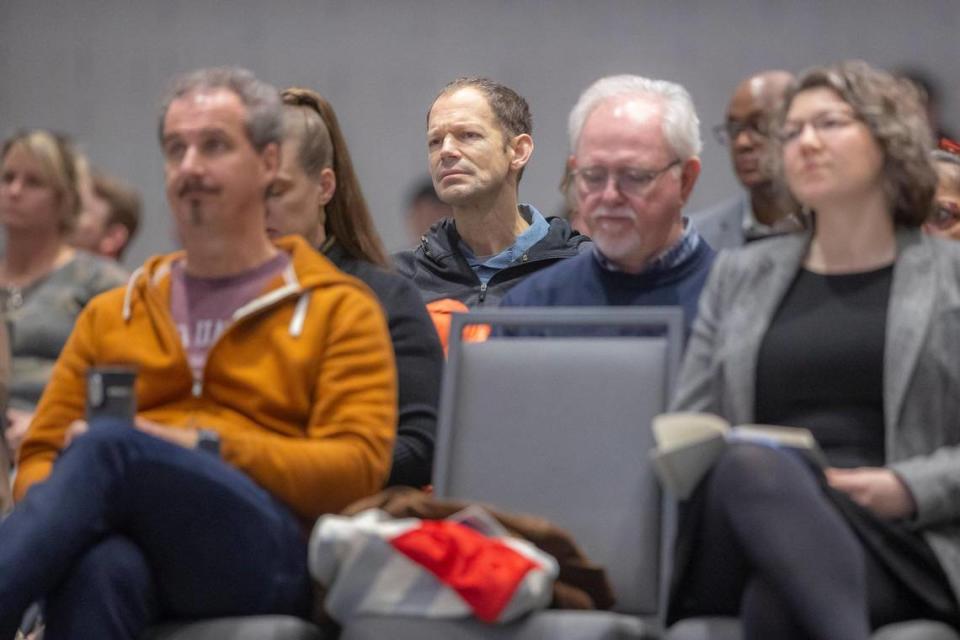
[426,298,490,357]
[15,236,397,523]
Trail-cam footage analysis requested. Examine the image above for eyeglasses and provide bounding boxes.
[928,202,960,230]
[777,111,862,145]
[571,160,681,197]
[712,118,770,146]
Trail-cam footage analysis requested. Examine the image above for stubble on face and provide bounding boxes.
[426,88,513,208]
[161,88,279,243]
[576,97,686,272]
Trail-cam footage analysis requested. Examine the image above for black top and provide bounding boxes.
[325,242,444,487]
[755,265,893,468]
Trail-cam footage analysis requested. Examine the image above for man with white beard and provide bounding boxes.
[500,75,715,336]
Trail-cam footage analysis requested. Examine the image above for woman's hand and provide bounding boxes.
[826,467,916,520]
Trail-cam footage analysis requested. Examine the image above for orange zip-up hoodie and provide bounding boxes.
[14,235,397,523]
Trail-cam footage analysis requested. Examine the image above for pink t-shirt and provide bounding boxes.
[169,252,289,384]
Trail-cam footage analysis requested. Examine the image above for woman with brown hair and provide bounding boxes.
[668,61,960,638]
[266,88,443,488]
[1,130,127,454]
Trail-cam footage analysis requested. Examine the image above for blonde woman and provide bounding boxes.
[0,131,126,453]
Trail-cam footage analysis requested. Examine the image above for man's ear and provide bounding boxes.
[99,223,131,260]
[679,157,701,204]
[562,154,579,208]
[261,142,281,183]
[564,154,577,191]
[318,167,336,206]
[509,133,534,174]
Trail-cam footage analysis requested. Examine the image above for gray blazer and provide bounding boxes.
[688,195,746,252]
[671,226,960,602]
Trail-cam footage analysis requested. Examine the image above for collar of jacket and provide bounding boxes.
[119,235,360,337]
[417,215,589,268]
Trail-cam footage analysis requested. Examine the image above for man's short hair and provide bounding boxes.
[92,172,142,259]
[431,77,532,183]
[157,66,283,152]
[433,77,533,140]
[568,75,702,160]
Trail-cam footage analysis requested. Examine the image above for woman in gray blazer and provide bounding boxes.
[669,61,960,639]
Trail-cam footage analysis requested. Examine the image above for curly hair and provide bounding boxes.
[280,87,388,268]
[776,60,936,227]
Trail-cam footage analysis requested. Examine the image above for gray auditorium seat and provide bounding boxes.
[144,615,327,640]
[341,610,649,640]
[341,307,685,640]
[665,606,960,637]
[873,620,960,640]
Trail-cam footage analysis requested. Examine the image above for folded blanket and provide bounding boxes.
[310,506,558,624]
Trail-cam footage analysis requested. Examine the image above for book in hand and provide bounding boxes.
[650,412,828,500]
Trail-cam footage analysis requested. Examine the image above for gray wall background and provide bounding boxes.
[2,0,957,267]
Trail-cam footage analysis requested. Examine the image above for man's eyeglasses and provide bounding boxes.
[570,160,681,197]
[777,112,861,145]
[712,119,770,146]
[928,202,960,230]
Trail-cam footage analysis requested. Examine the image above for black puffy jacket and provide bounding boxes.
[394,212,591,308]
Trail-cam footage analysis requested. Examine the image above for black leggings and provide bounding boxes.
[669,443,956,640]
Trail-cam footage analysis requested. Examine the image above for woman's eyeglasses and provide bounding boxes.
[777,112,861,145]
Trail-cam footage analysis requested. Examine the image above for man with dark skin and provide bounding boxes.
[693,70,801,250]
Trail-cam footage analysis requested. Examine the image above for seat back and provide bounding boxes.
[433,307,683,618]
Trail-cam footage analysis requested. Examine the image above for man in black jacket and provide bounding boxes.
[395,77,589,308]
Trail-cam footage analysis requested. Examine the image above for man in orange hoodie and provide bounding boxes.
[0,67,397,638]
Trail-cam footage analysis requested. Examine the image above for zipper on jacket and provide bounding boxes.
[128,258,308,400]
[478,281,488,304]
[190,290,303,398]
[189,269,305,398]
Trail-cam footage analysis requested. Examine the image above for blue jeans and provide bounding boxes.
[0,419,312,639]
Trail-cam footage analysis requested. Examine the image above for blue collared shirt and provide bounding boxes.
[593,217,701,276]
[460,204,550,284]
